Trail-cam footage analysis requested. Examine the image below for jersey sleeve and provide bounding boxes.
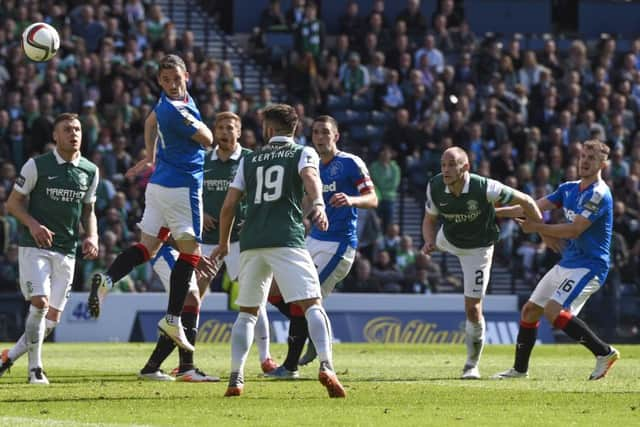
[425,182,439,216]
[486,178,514,204]
[83,169,99,203]
[13,158,37,195]
[229,157,246,191]
[298,146,319,173]
[163,103,203,139]
[350,156,375,194]
[546,183,565,207]
[579,186,610,222]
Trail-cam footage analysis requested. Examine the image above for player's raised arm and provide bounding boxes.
[126,111,158,179]
[190,120,213,148]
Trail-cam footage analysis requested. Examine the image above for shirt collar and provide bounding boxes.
[268,136,295,145]
[211,143,242,161]
[53,148,81,166]
[444,172,470,194]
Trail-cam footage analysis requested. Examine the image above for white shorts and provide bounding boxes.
[150,245,198,293]
[306,237,356,298]
[18,246,75,311]
[236,247,321,307]
[138,183,203,241]
[201,242,241,280]
[436,228,494,299]
[529,264,601,314]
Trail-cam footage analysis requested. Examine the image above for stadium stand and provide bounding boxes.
[0,0,638,341]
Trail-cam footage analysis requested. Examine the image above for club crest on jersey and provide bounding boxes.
[77,172,88,188]
[327,161,344,178]
[229,164,238,179]
[467,199,479,212]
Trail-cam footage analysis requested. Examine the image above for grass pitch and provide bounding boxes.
[0,343,638,426]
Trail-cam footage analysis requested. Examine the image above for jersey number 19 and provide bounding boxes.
[254,165,284,204]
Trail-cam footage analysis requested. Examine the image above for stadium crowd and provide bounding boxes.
[0,0,638,327]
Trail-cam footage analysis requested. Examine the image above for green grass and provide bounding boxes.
[0,343,639,426]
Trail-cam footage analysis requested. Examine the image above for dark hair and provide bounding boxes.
[158,54,187,74]
[263,104,298,136]
[53,113,80,129]
[312,115,338,132]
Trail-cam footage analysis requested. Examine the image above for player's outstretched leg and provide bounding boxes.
[553,310,620,380]
[89,243,150,318]
[225,311,257,396]
[1,317,58,380]
[304,304,345,398]
[255,305,278,374]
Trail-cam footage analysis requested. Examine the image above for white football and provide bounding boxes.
[22,22,60,62]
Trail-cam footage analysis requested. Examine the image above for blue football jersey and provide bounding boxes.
[309,151,374,248]
[151,92,206,188]
[546,179,613,283]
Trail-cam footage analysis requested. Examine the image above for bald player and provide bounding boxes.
[422,146,542,379]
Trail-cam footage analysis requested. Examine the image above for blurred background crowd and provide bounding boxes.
[0,0,638,339]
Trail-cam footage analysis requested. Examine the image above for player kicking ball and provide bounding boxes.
[493,140,619,380]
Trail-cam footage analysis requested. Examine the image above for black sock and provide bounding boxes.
[167,258,195,316]
[179,310,198,371]
[561,316,610,357]
[142,334,176,373]
[283,316,308,372]
[514,321,538,373]
[106,244,148,283]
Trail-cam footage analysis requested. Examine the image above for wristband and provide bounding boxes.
[312,198,325,208]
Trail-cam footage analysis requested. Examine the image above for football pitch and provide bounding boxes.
[0,343,638,426]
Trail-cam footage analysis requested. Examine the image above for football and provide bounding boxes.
[22,22,60,62]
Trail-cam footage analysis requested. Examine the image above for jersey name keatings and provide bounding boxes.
[230,136,319,251]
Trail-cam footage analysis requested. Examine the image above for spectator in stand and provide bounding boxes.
[0,243,19,293]
[396,234,417,271]
[367,0,390,30]
[397,0,427,38]
[339,1,362,46]
[371,250,405,292]
[366,12,391,53]
[339,52,370,97]
[434,0,463,29]
[383,108,419,158]
[343,257,380,292]
[370,146,402,231]
[415,34,445,74]
[260,0,287,32]
[295,1,324,61]
[491,140,517,182]
[432,14,455,54]
[286,0,306,30]
[404,252,442,293]
[357,207,382,261]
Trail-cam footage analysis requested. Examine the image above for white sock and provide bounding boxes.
[465,318,486,368]
[254,305,271,362]
[230,312,257,373]
[8,318,57,362]
[305,305,333,366]
[25,305,48,370]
